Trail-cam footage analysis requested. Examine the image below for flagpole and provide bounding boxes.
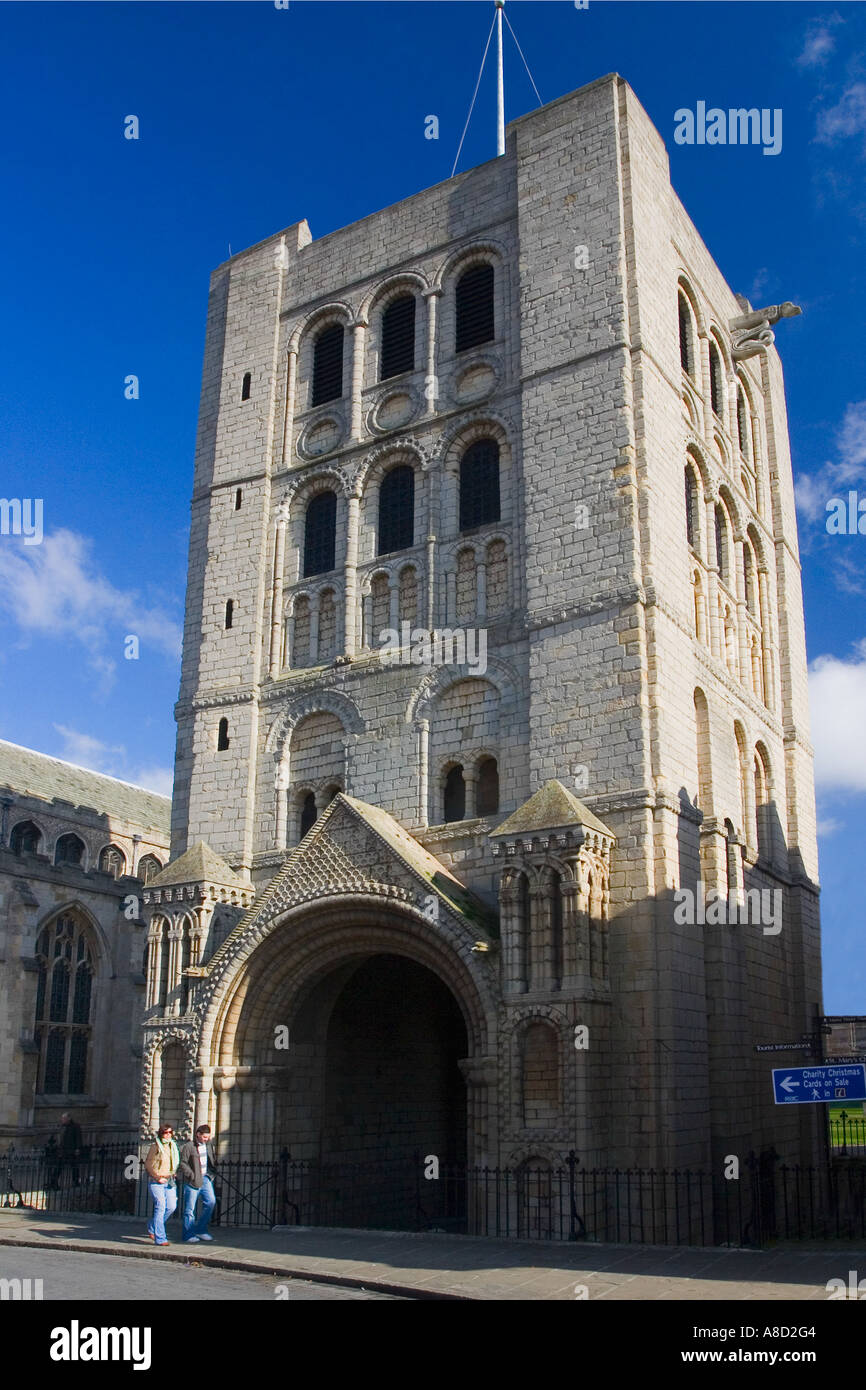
[495,0,505,156]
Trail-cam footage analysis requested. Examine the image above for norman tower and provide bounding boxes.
[142,75,821,1213]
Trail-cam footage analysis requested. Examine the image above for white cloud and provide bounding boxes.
[52,725,173,798]
[797,25,839,69]
[816,82,866,143]
[795,400,866,524]
[816,815,843,837]
[0,528,181,690]
[809,641,866,792]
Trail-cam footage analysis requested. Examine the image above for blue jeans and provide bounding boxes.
[183,1174,216,1239]
[147,1180,177,1243]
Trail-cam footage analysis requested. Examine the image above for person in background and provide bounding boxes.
[57,1112,83,1185]
[144,1123,180,1246]
[179,1124,218,1243]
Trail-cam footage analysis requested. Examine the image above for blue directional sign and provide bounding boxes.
[772,1064,866,1105]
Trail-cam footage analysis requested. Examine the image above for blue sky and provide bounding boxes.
[0,1,863,1008]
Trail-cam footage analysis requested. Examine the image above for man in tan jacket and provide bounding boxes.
[144,1124,180,1246]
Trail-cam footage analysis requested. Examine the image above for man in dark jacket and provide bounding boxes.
[178,1125,218,1243]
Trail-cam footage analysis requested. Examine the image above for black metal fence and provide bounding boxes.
[829,1110,866,1153]
[2,1143,864,1247]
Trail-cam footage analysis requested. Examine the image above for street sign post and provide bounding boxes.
[772,1063,866,1105]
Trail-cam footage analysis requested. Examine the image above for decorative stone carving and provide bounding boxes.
[729,300,801,360]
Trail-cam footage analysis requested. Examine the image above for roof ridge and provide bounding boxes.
[0,738,171,803]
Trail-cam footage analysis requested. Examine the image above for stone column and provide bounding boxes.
[735,540,749,685]
[309,601,320,666]
[423,288,442,415]
[758,568,776,712]
[283,348,298,468]
[476,558,487,622]
[499,868,526,995]
[560,878,581,989]
[699,334,713,437]
[343,493,361,658]
[417,719,429,826]
[457,1055,498,1168]
[145,924,163,1009]
[446,571,456,625]
[268,507,289,677]
[167,923,184,1016]
[350,320,367,442]
[706,496,721,660]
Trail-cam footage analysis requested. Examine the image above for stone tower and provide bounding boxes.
[142,74,822,1222]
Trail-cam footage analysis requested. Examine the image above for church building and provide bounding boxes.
[141,74,822,1222]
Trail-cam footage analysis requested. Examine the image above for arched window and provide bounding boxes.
[398,566,418,624]
[693,689,712,813]
[378,465,415,555]
[724,818,739,901]
[455,263,495,352]
[299,791,317,839]
[743,542,758,616]
[522,1022,560,1127]
[754,745,772,860]
[456,548,476,620]
[714,505,730,585]
[369,573,390,647]
[34,914,95,1095]
[685,465,700,550]
[318,589,337,663]
[380,295,416,379]
[225,599,234,630]
[709,341,724,418]
[678,292,695,377]
[139,854,162,885]
[292,595,311,667]
[485,540,508,616]
[99,845,126,879]
[312,323,344,405]
[10,820,41,855]
[443,765,466,823]
[476,757,499,817]
[217,718,230,751]
[304,491,337,577]
[459,439,500,531]
[241,372,251,402]
[55,834,84,868]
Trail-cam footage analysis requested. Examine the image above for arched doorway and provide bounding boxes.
[287,954,468,1229]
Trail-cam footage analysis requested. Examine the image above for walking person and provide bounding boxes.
[179,1124,218,1243]
[144,1123,180,1246]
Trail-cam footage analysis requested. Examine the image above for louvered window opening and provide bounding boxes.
[456,264,495,352]
[304,491,337,577]
[685,468,698,549]
[460,439,500,530]
[312,324,344,405]
[678,295,693,376]
[381,296,416,379]
[709,344,724,417]
[378,465,415,555]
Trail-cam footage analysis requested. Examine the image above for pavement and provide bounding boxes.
[0,1207,863,1299]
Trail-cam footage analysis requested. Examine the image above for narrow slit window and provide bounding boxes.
[225,600,234,630]
[235,489,242,510]
[241,372,251,401]
[217,718,230,751]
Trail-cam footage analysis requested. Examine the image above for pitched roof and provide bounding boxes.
[0,738,170,833]
[490,779,614,839]
[149,841,246,888]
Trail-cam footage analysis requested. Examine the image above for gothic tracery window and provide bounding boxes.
[55,833,85,868]
[34,914,95,1095]
[10,820,41,855]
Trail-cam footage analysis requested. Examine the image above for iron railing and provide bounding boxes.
[2,1144,864,1246]
[829,1110,866,1153]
